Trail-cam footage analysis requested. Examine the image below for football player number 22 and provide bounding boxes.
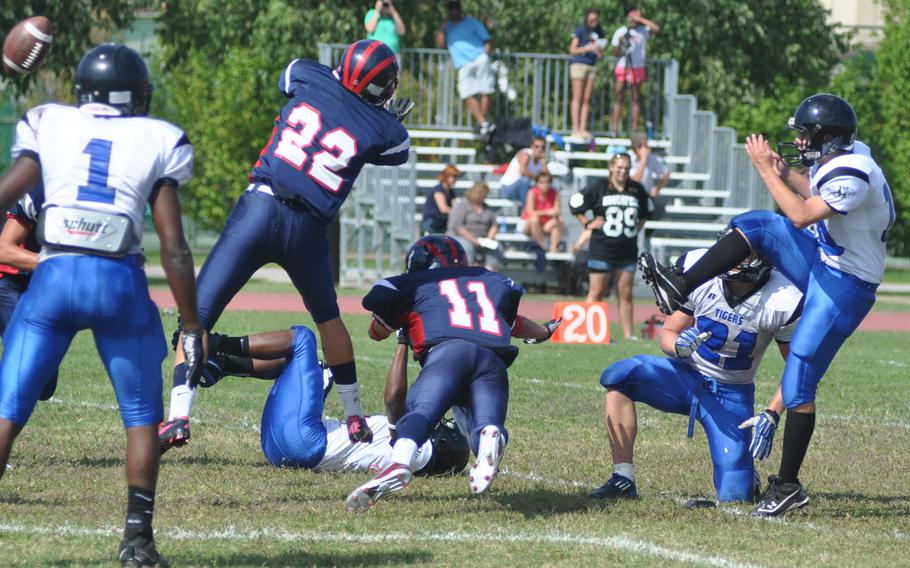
[550,302,610,344]
[273,102,357,192]
[439,279,502,335]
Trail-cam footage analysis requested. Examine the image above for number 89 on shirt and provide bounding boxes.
[549,302,611,344]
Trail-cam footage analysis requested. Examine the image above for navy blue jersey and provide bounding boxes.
[363,267,525,366]
[249,59,410,222]
[0,184,44,282]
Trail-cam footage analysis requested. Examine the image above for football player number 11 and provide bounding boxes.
[550,302,611,344]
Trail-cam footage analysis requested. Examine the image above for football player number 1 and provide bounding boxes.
[273,102,358,192]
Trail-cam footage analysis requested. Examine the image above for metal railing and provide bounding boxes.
[319,43,675,137]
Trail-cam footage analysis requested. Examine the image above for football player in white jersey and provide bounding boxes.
[189,325,469,475]
[0,44,206,567]
[593,248,802,502]
[638,94,894,516]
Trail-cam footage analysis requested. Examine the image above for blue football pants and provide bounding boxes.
[601,355,756,502]
[260,326,328,468]
[732,211,877,407]
[0,255,166,428]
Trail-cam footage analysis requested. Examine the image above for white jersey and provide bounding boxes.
[809,142,894,283]
[611,25,650,68]
[681,249,803,385]
[11,103,194,257]
[499,148,545,186]
[313,415,433,473]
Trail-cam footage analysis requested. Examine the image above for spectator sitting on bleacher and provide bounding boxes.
[521,172,564,254]
[422,164,460,234]
[629,132,669,199]
[447,181,502,271]
[569,152,652,340]
[499,136,548,207]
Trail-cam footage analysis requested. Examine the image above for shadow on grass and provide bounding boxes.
[488,487,594,518]
[39,548,433,567]
[814,490,910,519]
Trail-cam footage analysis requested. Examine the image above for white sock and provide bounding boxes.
[168,384,195,421]
[613,462,635,482]
[389,438,418,467]
[336,382,364,418]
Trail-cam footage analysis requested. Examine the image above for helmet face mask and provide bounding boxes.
[74,43,152,116]
[338,39,399,106]
[777,93,857,168]
[406,235,468,273]
[719,251,772,285]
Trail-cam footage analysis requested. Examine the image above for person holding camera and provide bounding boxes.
[568,9,607,140]
[610,5,660,134]
[364,0,407,65]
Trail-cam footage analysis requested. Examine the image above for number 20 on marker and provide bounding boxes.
[550,302,611,344]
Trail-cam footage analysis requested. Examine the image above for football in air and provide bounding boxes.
[2,16,54,77]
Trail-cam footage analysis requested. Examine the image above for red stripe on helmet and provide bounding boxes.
[424,240,449,268]
[354,55,395,95]
[342,43,357,88]
[444,237,461,266]
[349,40,382,92]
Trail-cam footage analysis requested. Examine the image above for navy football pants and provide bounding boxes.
[196,190,340,328]
[732,211,877,407]
[397,339,509,454]
[602,355,756,502]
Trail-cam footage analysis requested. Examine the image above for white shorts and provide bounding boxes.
[458,53,496,100]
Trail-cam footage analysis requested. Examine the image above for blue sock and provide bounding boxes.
[171,363,187,388]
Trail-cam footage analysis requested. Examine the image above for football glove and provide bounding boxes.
[738,409,780,461]
[524,317,563,344]
[346,414,374,444]
[388,97,415,122]
[674,327,712,359]
[181,329,206,388]
[397,327,411,346]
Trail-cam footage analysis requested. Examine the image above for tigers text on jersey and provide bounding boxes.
[362,266,524,367]
[11,103,193,257]
[314,415,432,473]
[810,144,895,284]
[569,179,652,263]
[249,59,410,222]
[680,249,803,385]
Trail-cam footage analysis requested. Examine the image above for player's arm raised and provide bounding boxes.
[151,182,206,382]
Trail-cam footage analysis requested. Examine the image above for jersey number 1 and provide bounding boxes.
[273,102,358,193]
[439,279,502,336]
[77,138,115,204]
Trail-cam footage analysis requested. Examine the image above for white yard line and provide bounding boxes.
[0,521,761,568]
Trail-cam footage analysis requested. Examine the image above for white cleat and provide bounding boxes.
[468,426,506,495]
[344,463,412,512]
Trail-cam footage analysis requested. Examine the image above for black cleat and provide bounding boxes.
[589,473,638,499]
[119,536,169,567]
[638,252,688,315]
[158,417,190,453]
[752,475,809,517]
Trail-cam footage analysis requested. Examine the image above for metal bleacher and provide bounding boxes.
[330,44,774,289]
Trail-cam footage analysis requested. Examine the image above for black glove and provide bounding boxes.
[181,329,206,388]
[388,97,414,122]
[524,317,563,345]
[396,327,411,346]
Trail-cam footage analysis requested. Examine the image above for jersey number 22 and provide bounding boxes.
[274,102,357,193]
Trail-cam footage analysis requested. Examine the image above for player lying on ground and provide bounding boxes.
[638,93,894,516]
[0,184,58,401]
[180,324,470,475]
[593,247,802,502]
[345,235,561,511]
[159,38,415,451]
[0,44,205,567]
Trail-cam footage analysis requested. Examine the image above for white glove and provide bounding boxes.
[674,327,711,359]
[738,409,780,461]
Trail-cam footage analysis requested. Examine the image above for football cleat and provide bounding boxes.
[752,475,809,517]
[158,417,190,453]
[118,536,169,567]
[344,463,412,512]
[468,426,505,494]
[638,252,688,315]
[589,473,638,499]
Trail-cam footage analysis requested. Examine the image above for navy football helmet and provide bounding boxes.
[338,39,399,106]
[418,419,470,476]
[778,93,856,167]
[406,235,468,273]
[74,43,152,116]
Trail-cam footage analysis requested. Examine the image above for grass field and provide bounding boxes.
[1,309,908,567]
